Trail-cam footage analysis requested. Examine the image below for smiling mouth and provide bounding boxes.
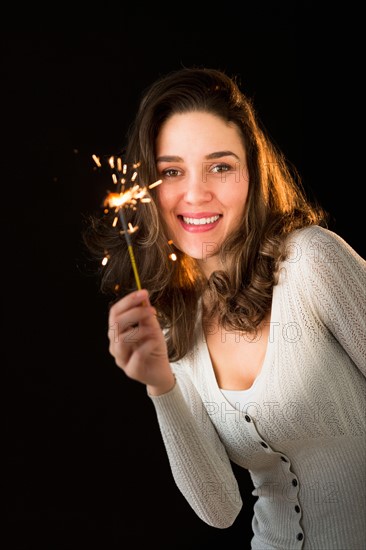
[179,215,221,225]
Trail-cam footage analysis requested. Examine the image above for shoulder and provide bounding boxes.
[282,225,365,271]
[284,224,342,253]
[278,226,366,306]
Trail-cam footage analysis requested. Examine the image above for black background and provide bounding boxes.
[4,6,363,550]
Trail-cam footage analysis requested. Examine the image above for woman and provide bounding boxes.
[84,67,366,549]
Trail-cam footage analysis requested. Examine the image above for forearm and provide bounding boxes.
[148,379,242,528]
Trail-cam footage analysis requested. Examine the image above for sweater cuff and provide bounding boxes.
[147,378,191,426]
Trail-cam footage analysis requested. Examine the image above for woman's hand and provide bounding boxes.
[107,289,175,395]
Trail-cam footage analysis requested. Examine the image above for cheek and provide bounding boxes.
[156,186,175,212]
[235,175,249,206]
[224,186,248,210]
[237,187,249,208]
[225,187,249,224]
[156,188,175,226]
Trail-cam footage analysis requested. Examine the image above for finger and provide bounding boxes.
[109,289,150,321]
[126,338,166,375]
[110,327,157,373]
[110,315,163,366]
[108,305,156,340]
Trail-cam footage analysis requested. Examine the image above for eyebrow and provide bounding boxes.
[156,150,240,163]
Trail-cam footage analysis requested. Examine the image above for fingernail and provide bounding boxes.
[135,290,147,300]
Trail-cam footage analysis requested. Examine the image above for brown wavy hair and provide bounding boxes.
[83,67,328,361]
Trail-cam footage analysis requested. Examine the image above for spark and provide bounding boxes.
[94,154,163,290]
[94,153,176,295]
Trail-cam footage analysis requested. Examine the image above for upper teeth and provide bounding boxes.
[182,215,220,225]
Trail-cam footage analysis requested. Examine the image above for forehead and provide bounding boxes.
[156,111,244,154]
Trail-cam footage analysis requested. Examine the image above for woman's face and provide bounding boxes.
[155,111,249,275]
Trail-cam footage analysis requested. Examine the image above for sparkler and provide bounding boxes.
[92,153,164,291]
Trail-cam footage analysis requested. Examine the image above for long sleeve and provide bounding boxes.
[148,366,242,528]
[293,227,366,375]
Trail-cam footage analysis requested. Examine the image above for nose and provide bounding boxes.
[183,170,213,204]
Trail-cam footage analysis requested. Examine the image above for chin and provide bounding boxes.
[184,245,218,261]
[174,235,222,262]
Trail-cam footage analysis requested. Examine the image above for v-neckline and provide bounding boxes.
[195,289,277,396]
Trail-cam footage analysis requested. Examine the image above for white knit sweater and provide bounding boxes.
[149,226,366,549]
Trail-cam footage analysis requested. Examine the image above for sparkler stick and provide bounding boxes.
[118,207,142,290]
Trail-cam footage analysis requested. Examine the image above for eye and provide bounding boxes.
[211,163,232,174]
[160,168,181,178]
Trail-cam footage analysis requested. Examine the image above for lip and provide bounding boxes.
[178,213,222,233]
